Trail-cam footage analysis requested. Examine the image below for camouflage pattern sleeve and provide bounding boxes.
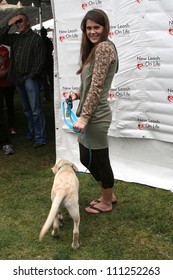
[79,41,116,125]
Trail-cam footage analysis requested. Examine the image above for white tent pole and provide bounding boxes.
[38,1,42,29]
[39,7,42,29]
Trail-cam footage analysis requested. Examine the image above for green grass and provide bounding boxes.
[0,92,173,260]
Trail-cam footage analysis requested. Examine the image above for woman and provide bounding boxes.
[66,9,119,214]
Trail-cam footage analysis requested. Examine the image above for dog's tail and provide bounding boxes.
[39,193,64,241]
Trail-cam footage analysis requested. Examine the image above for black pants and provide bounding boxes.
[0,86,15,128]
[79,143,114,189]
[42,70,54,101]
[0,100,11,146]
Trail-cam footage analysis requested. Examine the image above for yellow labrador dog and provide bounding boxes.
[39,159,80,249]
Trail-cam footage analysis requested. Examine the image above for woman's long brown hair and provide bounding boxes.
[77,9,110,74]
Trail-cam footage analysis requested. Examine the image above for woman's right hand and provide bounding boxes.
[63,91,79,101]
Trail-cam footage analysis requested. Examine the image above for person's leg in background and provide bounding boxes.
[0,88,14,155]
[48,69,54,100]
[16,83,35,141]
[24,77,47,146]
[42,70,52,101]
[4,85,16,134]
[16,76,47,147]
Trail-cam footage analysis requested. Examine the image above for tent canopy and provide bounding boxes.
[0,0,52,28]
[0,0,51,7]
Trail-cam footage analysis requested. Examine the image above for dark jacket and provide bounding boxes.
[0,25,46,84]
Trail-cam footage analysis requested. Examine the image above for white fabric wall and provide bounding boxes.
[51,0,173,192]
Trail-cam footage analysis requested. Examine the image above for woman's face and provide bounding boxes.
[86,19,104,45]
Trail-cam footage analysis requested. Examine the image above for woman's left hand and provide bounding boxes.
[73,120,86,132]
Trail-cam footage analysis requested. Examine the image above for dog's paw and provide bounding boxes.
[51,229,59,237]
[71,242,80,250]
[58,213,64,227]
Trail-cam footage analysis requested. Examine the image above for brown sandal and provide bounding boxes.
[90,198,117,206]
[85,205,112,214]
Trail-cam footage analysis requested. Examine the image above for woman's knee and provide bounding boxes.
[100,168,114,189]
[102,178,114,189]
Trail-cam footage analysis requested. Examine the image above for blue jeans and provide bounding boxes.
[16,77,47,144]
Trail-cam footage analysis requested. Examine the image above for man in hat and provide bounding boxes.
[0,13,47,148]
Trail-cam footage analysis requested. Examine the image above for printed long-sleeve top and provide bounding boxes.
[76,40,118,125]
[0,25,45,84]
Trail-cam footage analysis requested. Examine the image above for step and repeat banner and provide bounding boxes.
[51,0,173,190]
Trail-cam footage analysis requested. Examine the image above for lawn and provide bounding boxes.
[0,92,173,260]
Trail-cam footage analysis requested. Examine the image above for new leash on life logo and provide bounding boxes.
[62,97,80,133]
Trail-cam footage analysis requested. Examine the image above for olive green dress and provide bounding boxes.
[76,40,118,149]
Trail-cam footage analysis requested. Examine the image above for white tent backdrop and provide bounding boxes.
[51,0,173,192]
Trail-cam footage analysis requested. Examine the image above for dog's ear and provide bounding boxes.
[72,163,78,172]
[52,164,58,174]
[51,167,54,173]
[56,158,62,164]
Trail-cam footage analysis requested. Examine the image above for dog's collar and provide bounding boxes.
[58,163,75,172]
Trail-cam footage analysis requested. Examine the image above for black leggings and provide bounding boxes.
[79,143,114,189]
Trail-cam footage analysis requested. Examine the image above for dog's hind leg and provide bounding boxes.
[51,212,61,237]
[70,208,80,250]
[51,216,59,237]
[58,211,64,227]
